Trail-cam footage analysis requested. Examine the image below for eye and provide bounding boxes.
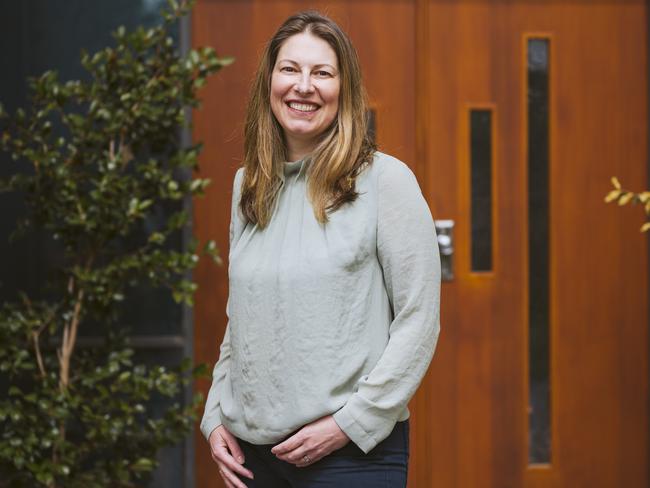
[280,66,296,73]
[314,70,332,77]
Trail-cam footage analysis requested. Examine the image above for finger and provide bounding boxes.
[223,474,239,488]
[282,447,311,464]
[213,446,254,479]
[219,471,236,488]
[272,432,303,455]
[220,427,247,464]
[295,452,324,468]
[278,446,315,465]
[293,444,332,467]
[218,464,249,488]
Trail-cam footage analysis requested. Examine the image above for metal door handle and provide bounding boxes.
[435,219,454,281]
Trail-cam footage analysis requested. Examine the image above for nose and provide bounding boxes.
[295,71,314,95]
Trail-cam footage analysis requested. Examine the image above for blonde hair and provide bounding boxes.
[240,10,376,227]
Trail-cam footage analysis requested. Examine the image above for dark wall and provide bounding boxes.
[0,1,190,486]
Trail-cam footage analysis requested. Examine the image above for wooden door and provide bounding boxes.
[410,1,648,487]
[192,1,648,487]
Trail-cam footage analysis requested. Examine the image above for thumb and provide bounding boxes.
[221,427,246,464]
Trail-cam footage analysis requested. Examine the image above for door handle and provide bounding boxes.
[435,219,454,281]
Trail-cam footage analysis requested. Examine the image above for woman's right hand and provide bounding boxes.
[208,425,254,488]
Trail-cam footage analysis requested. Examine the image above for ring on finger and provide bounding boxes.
[303,455,311,464]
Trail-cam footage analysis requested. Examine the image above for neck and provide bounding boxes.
[286,137,316,162]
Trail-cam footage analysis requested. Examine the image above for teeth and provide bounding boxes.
[288,102,318,112]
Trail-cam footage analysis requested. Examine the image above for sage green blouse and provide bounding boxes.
[201,151,441,453]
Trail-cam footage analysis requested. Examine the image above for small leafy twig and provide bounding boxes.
[605,176,650,232]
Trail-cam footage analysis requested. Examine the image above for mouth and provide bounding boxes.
[286,101,320,114]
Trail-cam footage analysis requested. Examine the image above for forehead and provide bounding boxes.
[276,32,338,67]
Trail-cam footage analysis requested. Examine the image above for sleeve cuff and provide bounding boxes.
[333,402,390,454]
[200,410,222,441]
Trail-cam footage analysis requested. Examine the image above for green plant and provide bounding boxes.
[605,177,650,232]
[0,1,232,486]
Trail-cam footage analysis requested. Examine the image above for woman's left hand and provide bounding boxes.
[271,415,350,467]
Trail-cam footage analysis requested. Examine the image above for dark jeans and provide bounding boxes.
[236,420,409,488]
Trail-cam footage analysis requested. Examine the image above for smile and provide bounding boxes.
[286,101,320,113]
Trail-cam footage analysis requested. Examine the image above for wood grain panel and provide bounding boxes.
[421,3,526,486]
[192,4,254,486]
[422,1,648,487]
[541,3,648,486]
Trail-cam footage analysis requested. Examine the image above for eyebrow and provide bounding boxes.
[277,59,338,72]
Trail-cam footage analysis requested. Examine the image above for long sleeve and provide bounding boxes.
[200,168,245,441]
[332,158,441,453]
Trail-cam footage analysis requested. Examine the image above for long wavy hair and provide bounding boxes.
[239,10,376,227]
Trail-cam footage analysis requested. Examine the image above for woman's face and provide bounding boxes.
[270,32,341,155]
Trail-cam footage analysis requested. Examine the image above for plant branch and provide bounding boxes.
[20,293,55,379]
[58,255,93,392]
[59,283,84,392]
[32,328,47,378]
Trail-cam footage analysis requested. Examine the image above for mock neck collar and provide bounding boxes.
[282,156,311,179]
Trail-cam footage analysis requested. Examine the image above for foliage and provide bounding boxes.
[605,177,650,232]
[0,1,231,486]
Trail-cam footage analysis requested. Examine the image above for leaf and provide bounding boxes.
[132,457,155,472]
[604,189,621,203]
[618,192,634,206]
[203,239,221,265]
[641,222,650,233]
[192,362,210,378]
[148,232,165,244]
[216,56,235,67]
[611,176,621,190]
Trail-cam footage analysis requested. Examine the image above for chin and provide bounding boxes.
[286,126,320,139]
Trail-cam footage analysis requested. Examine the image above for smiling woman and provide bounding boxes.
[270,32,340,160]
[200,11,441,488]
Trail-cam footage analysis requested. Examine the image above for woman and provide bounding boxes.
[201,11,441,488]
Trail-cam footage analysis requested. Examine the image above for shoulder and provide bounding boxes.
[233,167,245,188]
[370,153,433,231]
[370,151,421,192]
[230,167,247,241]
[230,167,245,215]
[232,167,245,201]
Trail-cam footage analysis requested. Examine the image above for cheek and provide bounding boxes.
[270,84,285,118]
[270,94,282,115]
[325,87,340,118]
[270,75,286,101]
